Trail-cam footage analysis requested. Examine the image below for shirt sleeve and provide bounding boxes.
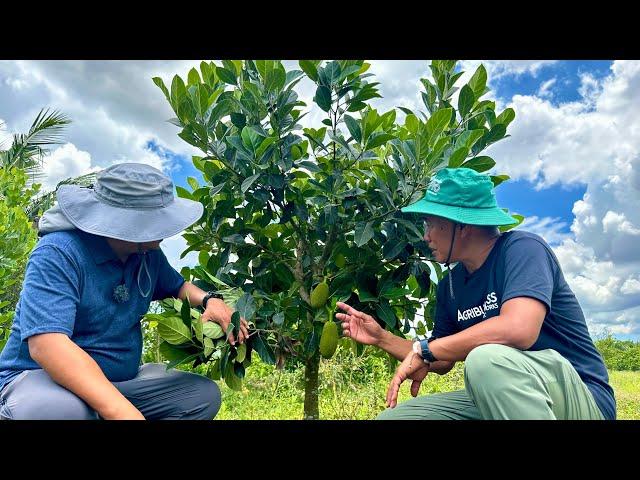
[19,245,80,341]
[501,236,556,312]
[152,248,186,301]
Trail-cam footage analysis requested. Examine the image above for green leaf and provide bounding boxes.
[314,85,332,112]
[204,337,215,357]
[454,129,485,151]
[241,173,261,193]
[152,77,170,102]
[486,124,506,145]
[354,221,375,247]
[159,341,193,363]
[203,321,224,339]
[496,108,515,128]
[468,65,487,99]
[235,343,247,363]
[180,297,192,329]
[405,114,419,133]
[461,155,496,172]
[235,293,256,321]
[252,334,275,365]
[344,115,362,143]
[192,318,203,344]
[375,303,397,329]
[458,84,474,118]
[265,63,286,92]
[170,75,187,106]
[216,67,237,85]
[491,174,510,187]
[230,112,246,129]
[157,317,192,345]
[231,311,241,338]
[426,108,453,142]
[366,133,395,150]
[324,61,342,85]
[241,126,262,152]
[188,67,201,85]
[448,146,469,168]
[299,60,320,82]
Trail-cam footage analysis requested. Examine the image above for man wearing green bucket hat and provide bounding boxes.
[336,167,615,420]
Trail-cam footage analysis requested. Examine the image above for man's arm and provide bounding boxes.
[377,330,456,374]
[428,297,546,362]
[29,333,144,419]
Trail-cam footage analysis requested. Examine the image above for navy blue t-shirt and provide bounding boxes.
[0,230,185,392]
[432,230,616,420]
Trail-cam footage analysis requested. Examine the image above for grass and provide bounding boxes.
[213,346,639,420]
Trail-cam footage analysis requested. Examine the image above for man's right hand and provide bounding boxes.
[336,301,384,346]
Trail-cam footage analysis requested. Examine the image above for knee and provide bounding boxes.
[465,344,514,378]
[190,376,222,420]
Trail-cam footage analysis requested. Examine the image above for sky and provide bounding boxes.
[1,59,639,341]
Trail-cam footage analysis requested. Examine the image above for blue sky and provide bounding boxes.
[1,60,639,340]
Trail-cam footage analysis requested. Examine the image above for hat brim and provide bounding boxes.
[401,199,518,226]
[57,185,204,242]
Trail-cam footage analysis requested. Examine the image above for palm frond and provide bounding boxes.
[2,108,71,171]
[26,170,99,221]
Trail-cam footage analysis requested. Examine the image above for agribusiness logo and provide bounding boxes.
[457,292,499,322]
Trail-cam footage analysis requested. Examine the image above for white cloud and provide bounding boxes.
[537,77,557,99]
[39,143,97,191]
[517,215,570,245]
[459,60,558,81]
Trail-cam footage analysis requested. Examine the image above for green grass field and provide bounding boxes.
[213,347,640,420]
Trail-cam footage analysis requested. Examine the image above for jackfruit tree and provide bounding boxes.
[147,60,519,419]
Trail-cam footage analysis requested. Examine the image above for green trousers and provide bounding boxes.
[377,344,605,420]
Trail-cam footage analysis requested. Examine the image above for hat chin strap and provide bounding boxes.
[444,223,457,300]
[137,244,152,298]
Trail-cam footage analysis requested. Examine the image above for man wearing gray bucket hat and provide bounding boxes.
[0,163,248,420]
[337,167,615,420]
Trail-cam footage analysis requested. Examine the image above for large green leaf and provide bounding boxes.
[203,321,224,339]
[299,60,320,82]
[204,337,215,357]
[496,108,515,127]
[241,173,261,193]
[375,302,397,328]
[157,317,192,345]
[216,66,237,85]
[314,85,332,112]
[344,115,362,143]
[252,333,275,365]
[236,292,256,321]
[468,65,487,100]
[426,108,452,142]
[354,221,375,247]
[458,85,474,118]
[461,155,496,172]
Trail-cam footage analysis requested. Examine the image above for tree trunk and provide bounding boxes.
[303,351,320,419]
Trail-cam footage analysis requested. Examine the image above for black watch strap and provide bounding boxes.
[202,291,224,309]
[419,338,438,363]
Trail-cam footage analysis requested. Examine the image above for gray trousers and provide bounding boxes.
[0,363,221,420]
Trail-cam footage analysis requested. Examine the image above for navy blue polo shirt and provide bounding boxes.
[432,230,616,420]
[0,229,185,391]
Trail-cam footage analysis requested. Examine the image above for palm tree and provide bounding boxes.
[0,108,98,222]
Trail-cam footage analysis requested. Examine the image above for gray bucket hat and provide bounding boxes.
[54,162,204,242]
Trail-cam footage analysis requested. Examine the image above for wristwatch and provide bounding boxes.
[412,338,438,363]
[202,291,224,310]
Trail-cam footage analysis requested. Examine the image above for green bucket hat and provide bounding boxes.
[401,167,518,226]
